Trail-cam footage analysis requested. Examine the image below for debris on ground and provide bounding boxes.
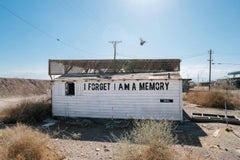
[42,118,57,127]
[213,129,220,137]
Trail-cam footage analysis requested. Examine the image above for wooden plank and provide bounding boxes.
[49,59,181,75]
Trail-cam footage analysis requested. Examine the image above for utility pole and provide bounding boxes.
[109,41,122,60]
[208,49,213,91]
[109,41,122,72]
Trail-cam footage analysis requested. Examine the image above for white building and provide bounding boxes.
[49,59,183,121]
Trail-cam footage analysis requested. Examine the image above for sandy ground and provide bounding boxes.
[0,96,240,160]
[0,95,49,111]
[48,102,240,160]
[50,122,240,160]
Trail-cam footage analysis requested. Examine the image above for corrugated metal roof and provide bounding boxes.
[49,59,181,76]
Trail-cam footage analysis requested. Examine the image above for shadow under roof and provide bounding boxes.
[49,59,181,76]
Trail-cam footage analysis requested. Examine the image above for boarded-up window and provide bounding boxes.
[65,82,75,96]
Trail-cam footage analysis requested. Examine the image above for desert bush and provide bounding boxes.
[0,124,62,160]
[184,91,240,109]
[0,100,52,124]
[115,120,177,160]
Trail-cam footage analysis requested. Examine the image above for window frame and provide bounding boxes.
[65,82,75,96]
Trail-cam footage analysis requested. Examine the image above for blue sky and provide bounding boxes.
[0,0,240,81]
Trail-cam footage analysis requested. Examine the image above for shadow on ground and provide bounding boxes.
[44,118,130,142]
[174,110,207,147]
[44,111,207,147]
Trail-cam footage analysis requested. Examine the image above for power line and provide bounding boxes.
[0,3,94,55]
[0,3,56,40]
[213,62,240,65]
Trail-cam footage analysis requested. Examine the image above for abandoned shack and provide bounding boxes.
[48,59,183,120]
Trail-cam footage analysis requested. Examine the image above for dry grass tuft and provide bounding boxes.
[0,124,62,160]
[184,91,240,109]
[115,120,177,160]
[0,100,52,124]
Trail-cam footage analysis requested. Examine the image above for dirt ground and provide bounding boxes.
[0,96,240,160]
[0,95,49,111]
[0,78,50,98]
[44,102,240,160]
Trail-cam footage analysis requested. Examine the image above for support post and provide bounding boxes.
[208,49,213,91]
[109,41,122,72]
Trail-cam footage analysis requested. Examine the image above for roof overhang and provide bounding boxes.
[48,59,181,77]
[228,71,240,76]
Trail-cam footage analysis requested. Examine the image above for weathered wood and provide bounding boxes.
[49,59,181,75]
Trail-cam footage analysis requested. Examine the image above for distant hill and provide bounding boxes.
[0,78,51,97]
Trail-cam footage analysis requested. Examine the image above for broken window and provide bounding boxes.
[65,82,75,96]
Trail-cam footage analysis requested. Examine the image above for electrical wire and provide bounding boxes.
[0,3,56,40]
[213,62,240,65]
[0,2,94,55]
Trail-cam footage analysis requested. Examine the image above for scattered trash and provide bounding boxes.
[210,145,221,149]
[42,118,57,127]
[213,129,220,137]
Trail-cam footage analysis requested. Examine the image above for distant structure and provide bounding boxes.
[227,71,240,88]
[214,71,240,89]
[49,59,183,121]
[228,71,240,77]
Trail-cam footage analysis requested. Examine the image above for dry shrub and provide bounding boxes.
[184,91,240,109]
[0,124,62,160]
[0,100,52,124]
[115,120,177,160]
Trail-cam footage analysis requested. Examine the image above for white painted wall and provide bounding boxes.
[52,79,182,120]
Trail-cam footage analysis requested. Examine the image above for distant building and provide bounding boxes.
[228,71,240,78]
[227,71,240,88]
[214,71,240,89]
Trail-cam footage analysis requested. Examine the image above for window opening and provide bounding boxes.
[65,82,75,96]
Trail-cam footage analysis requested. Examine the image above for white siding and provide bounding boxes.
[52,79,183,120]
